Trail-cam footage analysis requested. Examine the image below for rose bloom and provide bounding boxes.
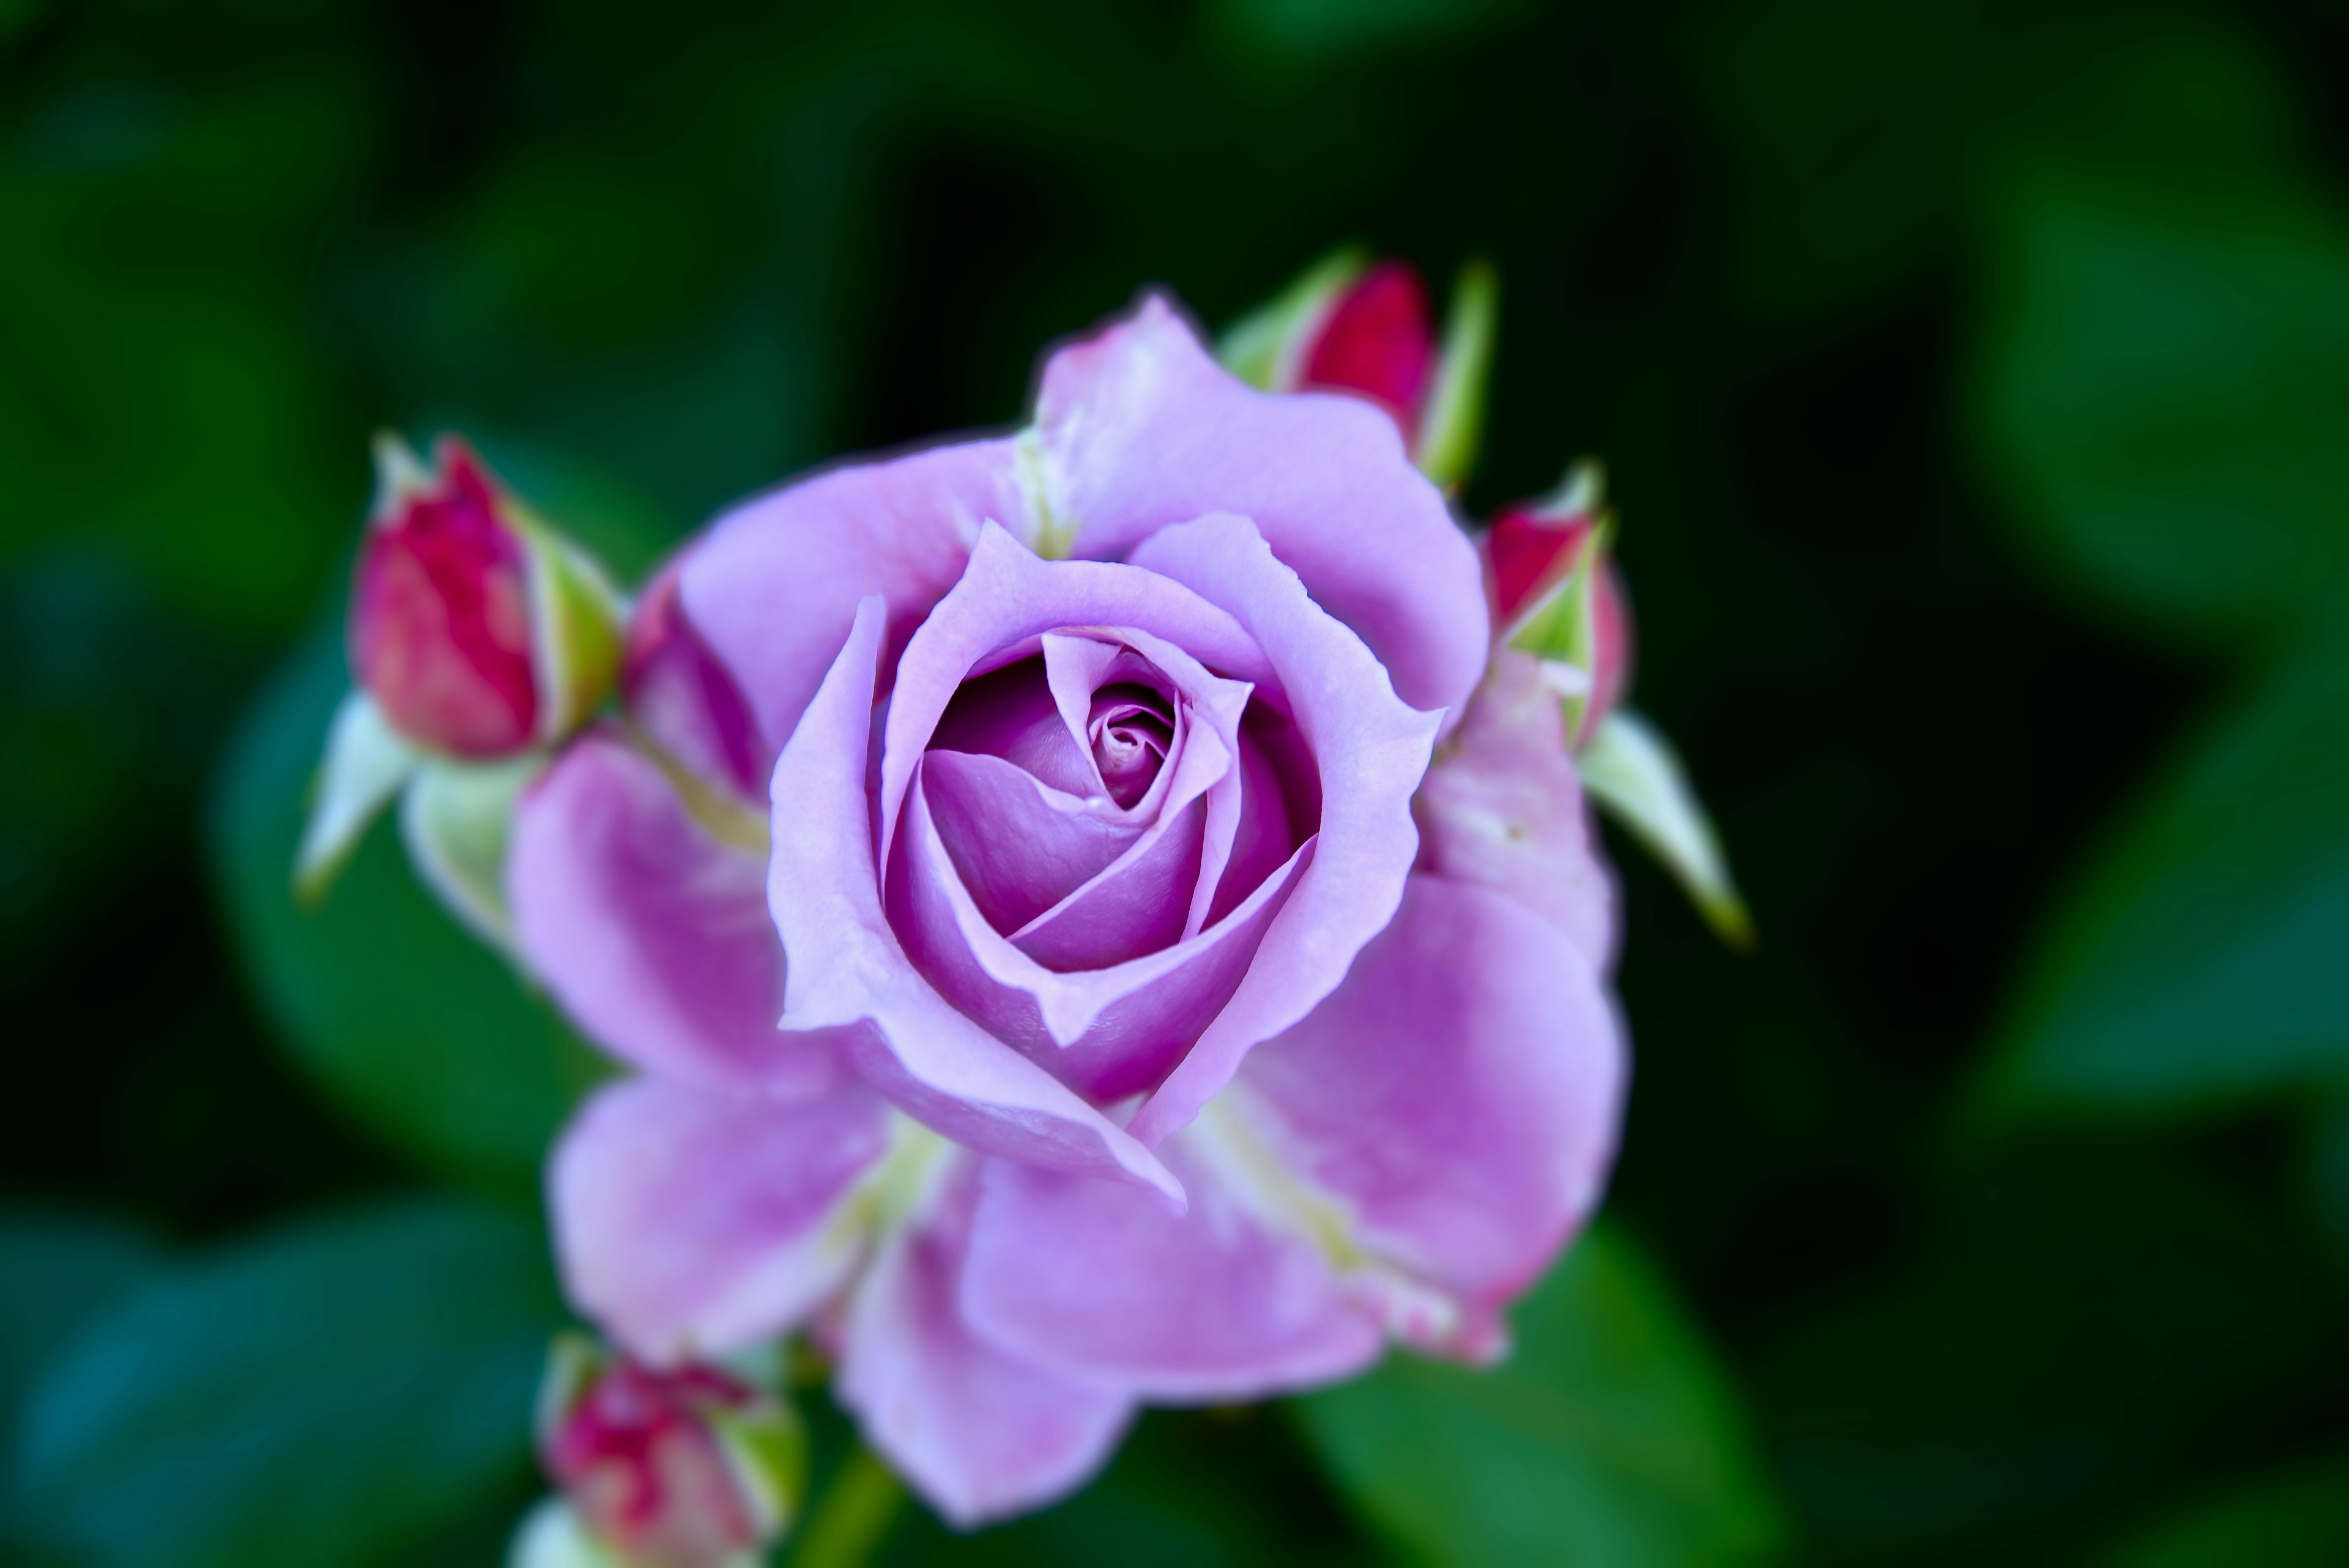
[509,296,1625,1524]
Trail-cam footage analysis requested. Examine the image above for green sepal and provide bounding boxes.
[707,1393,810,1544]
[511,500,626,745]
[398,753,544,956]
[508,1498,626,1568]
[1578,710,1754,947]
[291,689,419,904]
[1416,258,1498,491]
[1506,513,1611,741]
[1217,245,1370,391]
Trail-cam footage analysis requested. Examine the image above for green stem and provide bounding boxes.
[784,1444,906,1568]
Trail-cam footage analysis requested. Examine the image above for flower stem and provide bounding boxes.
[784,1443,905,1568]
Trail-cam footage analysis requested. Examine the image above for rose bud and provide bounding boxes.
[519,1336,804,1568]
[1484,462,1754,948]
[1482,460,1634,750]
[1219,248,1497,490]
[353,433,623,759]
[293,434,626,921]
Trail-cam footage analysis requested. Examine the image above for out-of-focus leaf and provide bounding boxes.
[2105,1452,2349,1567]
[0,1211,166,1564]
[1294,1223,1783,1568]
[1975,180,2349,644]
[1699,1,2301,325]
[12,1199,559,1568]
[880,1404,1367,1567]
[1757,1147,2336,1562]
[209,615,602,1187]
[1212,0,1528,65]
[1980,651,2349,1118]
[0,1212,163,1435]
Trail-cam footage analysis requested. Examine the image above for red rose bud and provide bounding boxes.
[1299,259,1437,429]
[1219,249,1497,489]
[1483,461,1635,748]
[537,1337,804,1568]
[351,433,622,758]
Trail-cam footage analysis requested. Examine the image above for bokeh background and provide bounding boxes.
[6,0,2349,1562]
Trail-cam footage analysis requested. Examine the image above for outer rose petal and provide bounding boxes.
[1126,514,1439,1146]
[510,732,838,1098]
[623,557,769,800]
[1033,295,1488,719]
[768,596,1184,1206]
[550,1077,889,1359]
[1233,873,1627,1357]
[680,438,1025,754]
[836,1161,1134,1527]
[961,1151,1380,1400]
[1416,649,1617,967]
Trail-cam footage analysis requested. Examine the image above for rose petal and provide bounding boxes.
[1231,873,1627,1357]
[891,769,1312,1102]
[929,653,1097,799]
[1031,295,1487,719]
[511,732,837,1098]
[549,1076,890,1359]
[768,596,1185,1206]
[1124,514,1440,1146]
[1416,649,1617,967]
[836,1162,1134,1528]
[624,557,769,801]
[922,749,1138,934]
[680,438,1024,754]
[962,1146,1381,1401]
[877,522,1271,879]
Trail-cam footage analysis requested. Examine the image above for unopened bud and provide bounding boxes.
[1484,462,1633,748]
[351,434,622,759]
[1219,250,1497,489]
[533,1336,804,1568]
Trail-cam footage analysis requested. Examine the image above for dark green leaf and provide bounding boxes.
[1294,1223,1784,1567]
[2106,1452,2349,1567]
[207,614,606,1187]
[1975,180,2349,643]
[1982,650,2349,1117]
[13,1198,558,1568]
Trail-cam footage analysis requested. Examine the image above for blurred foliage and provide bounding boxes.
[3,0,2348,1562]
[11,1200,557,1568]
[1297,1224,1784,1566]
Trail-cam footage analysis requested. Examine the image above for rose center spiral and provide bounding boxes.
[1086,682,1174,808]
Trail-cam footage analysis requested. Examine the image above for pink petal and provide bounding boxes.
[835,1160,1134,1528]
[510,732,839,1098]
[888,764,1312,1102]
[921,749,1137,934]
[549,1076,890,1360]
[679,438,1024,754]
[1033,295,1487,720]
[767,596,1184,1206]
[877,522,1270,880]
[1124,514,1441,1146]
[961,1146,1381,1400]
[623,556,769,800]
[929,653,1097,800]
[1416,650,1617,967]
[1233,873,1627,1358]
[1299,259,1437,431]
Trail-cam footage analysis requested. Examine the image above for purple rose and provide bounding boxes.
[510,297,1625,1523]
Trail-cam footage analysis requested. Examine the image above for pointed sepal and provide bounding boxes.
[1576,710,1753,947]
[1217,245,1371,392]
[1414,257,1497,492]
[398,753,542,954]
[292,690,420,904]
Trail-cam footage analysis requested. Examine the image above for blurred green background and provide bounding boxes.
[6,0,2349,1562]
